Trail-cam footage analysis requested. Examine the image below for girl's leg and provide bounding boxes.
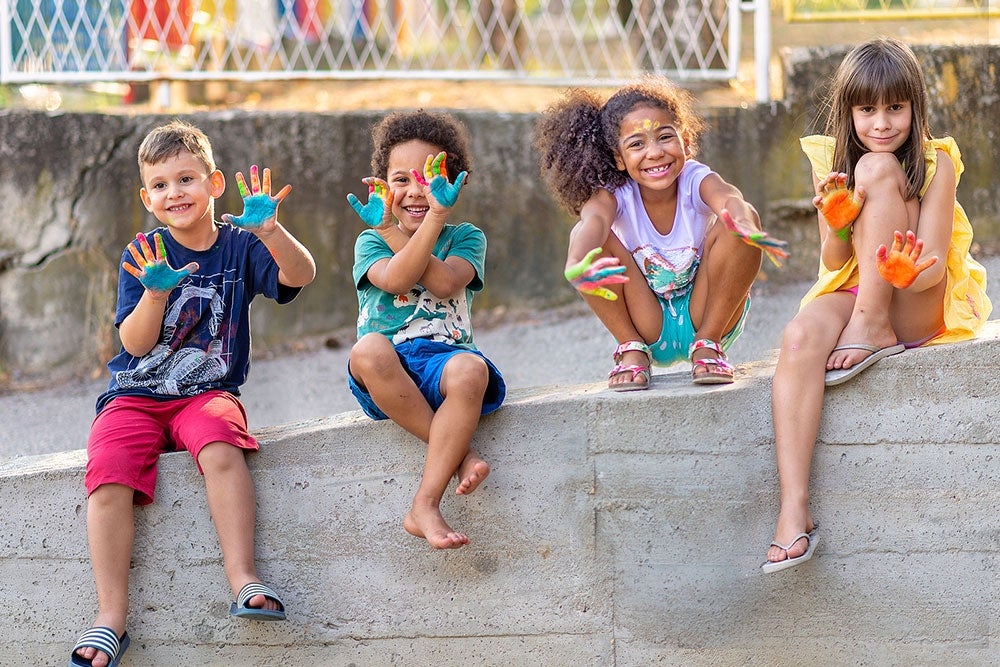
[567,223,662,387]
[76,483,134,667]
[401,353,490,549]
[198,442,281,612]
[828,152,918,369]
[767,294,854,564]
[688,220,762,366]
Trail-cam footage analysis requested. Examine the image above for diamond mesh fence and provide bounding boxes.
[1,1,746,84]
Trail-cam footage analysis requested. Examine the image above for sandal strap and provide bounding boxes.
[72,626,123,659]
[613,340,651,363]
[691,356,733,372]
[608,363,651,381]
[688,338,725,358]
[236,582,285,611]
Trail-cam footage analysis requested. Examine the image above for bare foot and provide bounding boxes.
[455,452,490,495]
[403,504,470,549]
[766,508,815,564]
[827,317,897,370]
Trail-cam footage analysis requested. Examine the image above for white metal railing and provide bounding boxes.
[1,1,768,98]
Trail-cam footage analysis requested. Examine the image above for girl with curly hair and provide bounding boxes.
[534,76,786,389]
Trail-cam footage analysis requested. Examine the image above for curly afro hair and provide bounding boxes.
[534,76,705,215]
[370,110,473,179]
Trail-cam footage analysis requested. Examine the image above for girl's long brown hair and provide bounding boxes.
[824,38,930,199]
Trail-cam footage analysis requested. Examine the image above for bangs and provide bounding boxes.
[842,60,915,107]
[840,40,923,108]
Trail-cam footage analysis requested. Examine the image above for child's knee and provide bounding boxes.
[441,354,489,393]
[350,333,398,373]
[196,441,246,473]
[854,152,905,186]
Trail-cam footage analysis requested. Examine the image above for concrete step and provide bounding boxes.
[4,321,999,665]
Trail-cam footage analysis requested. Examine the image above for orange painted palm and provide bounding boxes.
[876,230,938,289]
[819,184,864,241]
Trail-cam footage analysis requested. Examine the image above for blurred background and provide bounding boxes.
[1,0,995,113]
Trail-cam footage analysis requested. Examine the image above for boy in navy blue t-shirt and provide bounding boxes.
[70,121,315,667]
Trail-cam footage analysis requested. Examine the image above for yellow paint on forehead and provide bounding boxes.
[627,117,662,134]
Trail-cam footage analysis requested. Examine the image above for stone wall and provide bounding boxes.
[4,321,998,665]
[0,44,996,383]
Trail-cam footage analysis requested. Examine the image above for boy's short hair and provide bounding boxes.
[138,120,216,176]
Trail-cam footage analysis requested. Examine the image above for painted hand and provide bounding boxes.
[564,247,628,301]
[347,177,394,228]
[123,232,199,293]
[411,152,467,208]
[221,164,292,231]
[720,209,790,268]
[816,173,864,241]
[876,229,938,289]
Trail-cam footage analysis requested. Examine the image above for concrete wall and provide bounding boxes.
[1,44,998,385]
[4,320,999,665]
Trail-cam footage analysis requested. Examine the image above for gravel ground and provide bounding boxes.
[2,255,998,462]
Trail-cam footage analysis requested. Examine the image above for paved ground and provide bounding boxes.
[3,255,998,462]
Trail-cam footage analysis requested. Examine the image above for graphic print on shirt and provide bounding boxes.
[391,286,471,345]
[633,243,700,301]
[115,276,231,396]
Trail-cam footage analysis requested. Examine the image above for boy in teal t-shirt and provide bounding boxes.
[346,111,505,551]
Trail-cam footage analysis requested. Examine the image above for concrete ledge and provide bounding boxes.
[4,322,1000,665]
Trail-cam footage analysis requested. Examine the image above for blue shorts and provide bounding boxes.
[647,289,751,366]
[348,337,506,421]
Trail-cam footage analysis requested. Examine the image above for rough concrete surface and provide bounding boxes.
[3,320,999,666]
[2,254,999,461]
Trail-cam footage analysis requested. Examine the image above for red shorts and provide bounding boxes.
[85,390,258,505]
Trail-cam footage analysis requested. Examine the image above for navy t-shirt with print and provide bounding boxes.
[96,223,300,412]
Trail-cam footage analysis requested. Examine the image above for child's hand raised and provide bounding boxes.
[412,152,467,209]
[564,247,628,301]
[720,209,790,268]
[347,177,394,229]
[815,172,865,241]
[876,229,938,289]
[222,165,292,233]
[123,232,198,294]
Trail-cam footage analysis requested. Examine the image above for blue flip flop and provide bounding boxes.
[69,626,130,667]
[229,582,287,621]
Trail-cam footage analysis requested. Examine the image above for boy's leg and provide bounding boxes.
[197,442,281,613]
[74,483,134,667]
[402,352,490,549]
[350,333,436,440]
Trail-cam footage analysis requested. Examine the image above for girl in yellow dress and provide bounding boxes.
[762,37,991,573]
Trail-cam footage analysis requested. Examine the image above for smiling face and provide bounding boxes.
[139,150,224,244]
[386,139,441,236]
[614,105,688,193]
[851,99,913,154]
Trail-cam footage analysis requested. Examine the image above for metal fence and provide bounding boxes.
[1,0,763,89]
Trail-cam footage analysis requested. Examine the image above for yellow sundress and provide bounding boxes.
[798,134,991,345]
